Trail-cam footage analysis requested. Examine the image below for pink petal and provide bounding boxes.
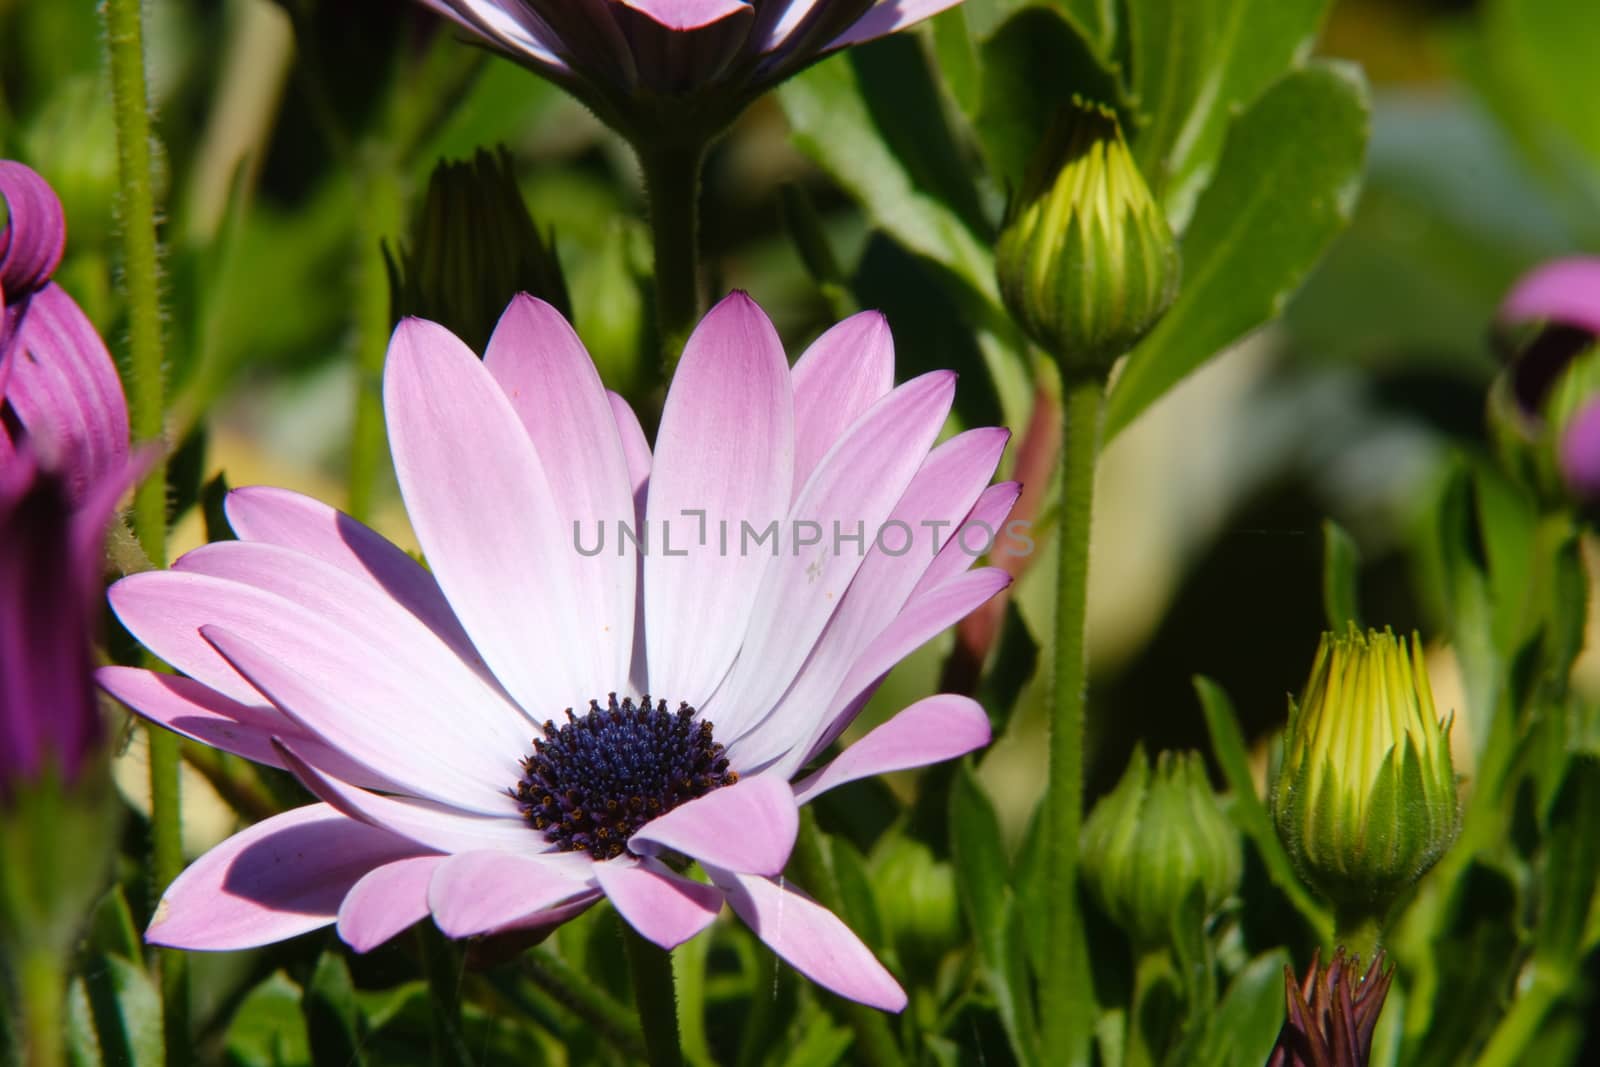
[789,310,895,496]
[713,867,906,1011]
[146,804,424,951]
[337,855,444,953]
[607,390,652,513]
[4,284,130,503]
[728,428,1007,770]
[593,857,724,949]
[1560,396,1600,497]
[911,481,1023,599]
[194,616,514,814]
[223,487,488,677]
[173,539,529,742]
[0,160,65,293]
[800,567,1010,769]
[629,773,797,877]
[711,372,955,742]
[793,694,990,805]
[117,543,529,786]
[96,665,394,791]
[609,390,652,695]
[644,292,794,706]
[427,850,597,939]
[485,295,638,689]
[1500,256,1600,334]
[828,0,965,50]
[273,739,544,855]
[618,0,748,30]
[420,0,570,72]
[385,317,600,718]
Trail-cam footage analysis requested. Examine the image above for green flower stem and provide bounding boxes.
[1333,908,1384,964]
[1042,373,1105,1064]
[638,139,708,379]
[19,948,63,1067]
[417,928,469,1066]
[791,814,906,1067]
[346,160,403,522]
[521,948,647,1061]
[1124,949,1171,1067]
[624,925,684,1067]
[1470,963,1565,1067]
[104,2,186,1062]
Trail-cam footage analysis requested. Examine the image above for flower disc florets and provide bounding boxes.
[514,694,738,860]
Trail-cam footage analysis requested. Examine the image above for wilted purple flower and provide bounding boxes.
[1499,257,1600,500]
[0,160,132,793]
[1267,948,1394,1067]
[102,291,1015,1009]
[417,1,963,134]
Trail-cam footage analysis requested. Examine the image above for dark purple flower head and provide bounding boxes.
[1,160,132,795]
[417,1,962,135]
[0,454,106,795]
[1267,948,1394,1067]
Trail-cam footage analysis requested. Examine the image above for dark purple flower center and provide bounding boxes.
[513,694,738,861]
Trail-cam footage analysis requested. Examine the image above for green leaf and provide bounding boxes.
[302,953,364,1067]
[778,50,1000,309]
[1199,950,1291,1067]
[1126,0,1218,185]
[1478,0,1600,175]
[1535,756,1600,969]
[85,885,142,963]
[1147,0,1331,226]
[226,972,311,1067]
[974,7,1127,192]
[67,955,164,1067]
[949,766,1039,1066]
[1320,519,1361,631]
[1407,864,1520,1067]
[775,1017,853,1067]
[1105,63,1369,440]
[1193,677,1331,941]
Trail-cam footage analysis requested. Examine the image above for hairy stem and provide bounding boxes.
[625,926,684,1067]
[103,1,186,1061]
[1042,373,1105,1064]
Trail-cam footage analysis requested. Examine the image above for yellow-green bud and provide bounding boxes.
[1081,747,1241,949]
[870,838,961,968]
[995,98,1180,376]
[1271,627,1460,915]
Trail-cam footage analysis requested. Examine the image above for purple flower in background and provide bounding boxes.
[1499,256,1600,500]
[416,0,963,132]
[0,161,132,793]
[102,291,1015,1009]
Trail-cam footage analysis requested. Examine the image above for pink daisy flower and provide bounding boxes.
[101,292,1015,1010]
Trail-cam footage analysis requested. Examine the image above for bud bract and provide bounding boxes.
[1271,627,1459,915]
[995,98,1180,377]
[1081,747,1241,949]
[869,837,961,968]
[385,147,570,354]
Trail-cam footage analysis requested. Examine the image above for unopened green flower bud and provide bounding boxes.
[1271,627,1459,916]
[385,147,570,353]
[995,98,1180,376]
[1081,747,1241,949]
[870,838,961,967]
